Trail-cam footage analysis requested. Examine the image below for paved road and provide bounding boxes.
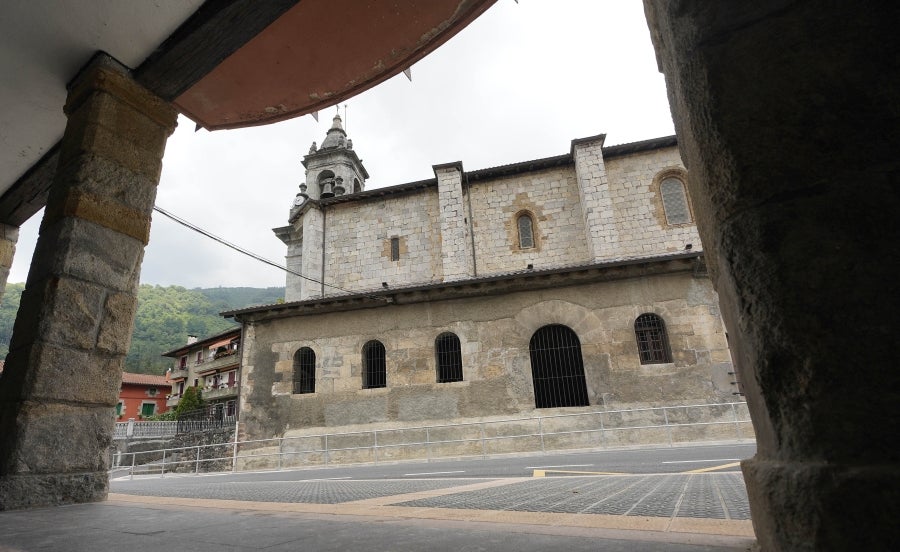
[0,444,758,552]
[111,443,755,520]
[112,442,755,483]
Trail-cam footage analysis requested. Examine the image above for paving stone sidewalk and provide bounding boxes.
[0,473,755,551]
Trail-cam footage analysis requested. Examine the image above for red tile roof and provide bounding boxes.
[121,372,170,387]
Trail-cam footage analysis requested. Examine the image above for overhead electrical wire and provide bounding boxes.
[152,205,389,302]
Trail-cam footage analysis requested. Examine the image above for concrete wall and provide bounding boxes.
[238,271,732,441]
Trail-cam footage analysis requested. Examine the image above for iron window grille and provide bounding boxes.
[390,237,400,261]
[528,324,590,408]
[660,176,692,224]
[635,313,673,364]
[517,213,535,249]
[293,347,316,394]
[435,332,464,383]
[362,340,387,389]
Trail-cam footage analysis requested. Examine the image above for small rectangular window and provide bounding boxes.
[390,237,400,261]
[141,403,155,417]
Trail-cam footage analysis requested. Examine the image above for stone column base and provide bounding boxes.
[742,458,900,551]
[0,472,108,511]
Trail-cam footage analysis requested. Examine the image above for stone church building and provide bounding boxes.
[225,113,734,440]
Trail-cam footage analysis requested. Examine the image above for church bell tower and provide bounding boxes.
[275,109,370,302]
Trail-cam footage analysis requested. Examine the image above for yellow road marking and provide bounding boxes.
[533,469,626,478]
[684,461,742,474]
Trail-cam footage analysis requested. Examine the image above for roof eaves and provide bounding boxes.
[464,153,572,182]
[602,135,678,158]
[223,251,703,320]
[318,177,437,205]
[160,326,241,358]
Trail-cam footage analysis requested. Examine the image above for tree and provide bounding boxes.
[174,386,205,417]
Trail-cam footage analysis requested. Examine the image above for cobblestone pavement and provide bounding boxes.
[112,472,749,520]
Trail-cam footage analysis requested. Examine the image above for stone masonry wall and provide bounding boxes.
[468,167,592,275]
[322,191,442,293]
[238,271,733,440]
[299,144,700,297]
[435,165,474,281]
[601,148,701,258]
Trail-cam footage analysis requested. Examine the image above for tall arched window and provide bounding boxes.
[362,340,386,389]
[634,313,672,364]
[293,347,316,394]
[517,213,535,249]
[435,332,463,383]
[529,325,589,408]
[660,176,692,224]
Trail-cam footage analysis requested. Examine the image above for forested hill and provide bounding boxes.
[0,284,284,375]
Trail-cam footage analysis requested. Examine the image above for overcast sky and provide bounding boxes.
[8,1,675,289]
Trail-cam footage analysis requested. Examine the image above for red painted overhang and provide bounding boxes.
[175,0,496,130]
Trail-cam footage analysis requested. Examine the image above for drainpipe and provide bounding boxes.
[320,207,327,297]
[464,171,478,277]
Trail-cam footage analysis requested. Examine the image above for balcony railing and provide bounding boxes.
[170,368,189,380]
[203,385,239,401]
[166,394,181,407]
[194,350,240,374]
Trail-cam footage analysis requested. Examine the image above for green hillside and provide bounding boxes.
[0,284,283,375]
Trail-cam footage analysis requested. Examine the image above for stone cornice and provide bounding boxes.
[225,252,704,323]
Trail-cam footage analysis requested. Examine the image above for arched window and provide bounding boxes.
[528,325,589,408]
[435,332,463,383]
[517,213,535,249]
[293,347,316,394]
[362,340,386,389]
[660,176,692,224]
[634,313,672,364]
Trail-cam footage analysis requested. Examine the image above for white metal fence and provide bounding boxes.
[112,402,753,478]
[113,419,177,440]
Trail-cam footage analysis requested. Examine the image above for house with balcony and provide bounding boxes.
[162,327,241,418]
[117,372,171,421]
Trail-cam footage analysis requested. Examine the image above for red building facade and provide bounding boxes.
[117,372,171,421]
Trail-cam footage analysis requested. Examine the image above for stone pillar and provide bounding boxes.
[644,2,900,550]
[299,206,325,300]
[0,223,19,301]
[0,54,177,510]
[571,135,613,262]
[273,224,304,302]
[434,162,474,281]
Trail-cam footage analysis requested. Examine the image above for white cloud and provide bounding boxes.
[8,1,674,288]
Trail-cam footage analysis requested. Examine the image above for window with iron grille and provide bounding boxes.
[390,237,400,261]
[528,325,589,408]
[660,176,692,224]
[517,213,535,249]
[362,340,387,389]
[293,347,316,394]
[435,332,463,383]
[634,313,672,364]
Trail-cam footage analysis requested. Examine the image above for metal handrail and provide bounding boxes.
[111,402,752,477]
